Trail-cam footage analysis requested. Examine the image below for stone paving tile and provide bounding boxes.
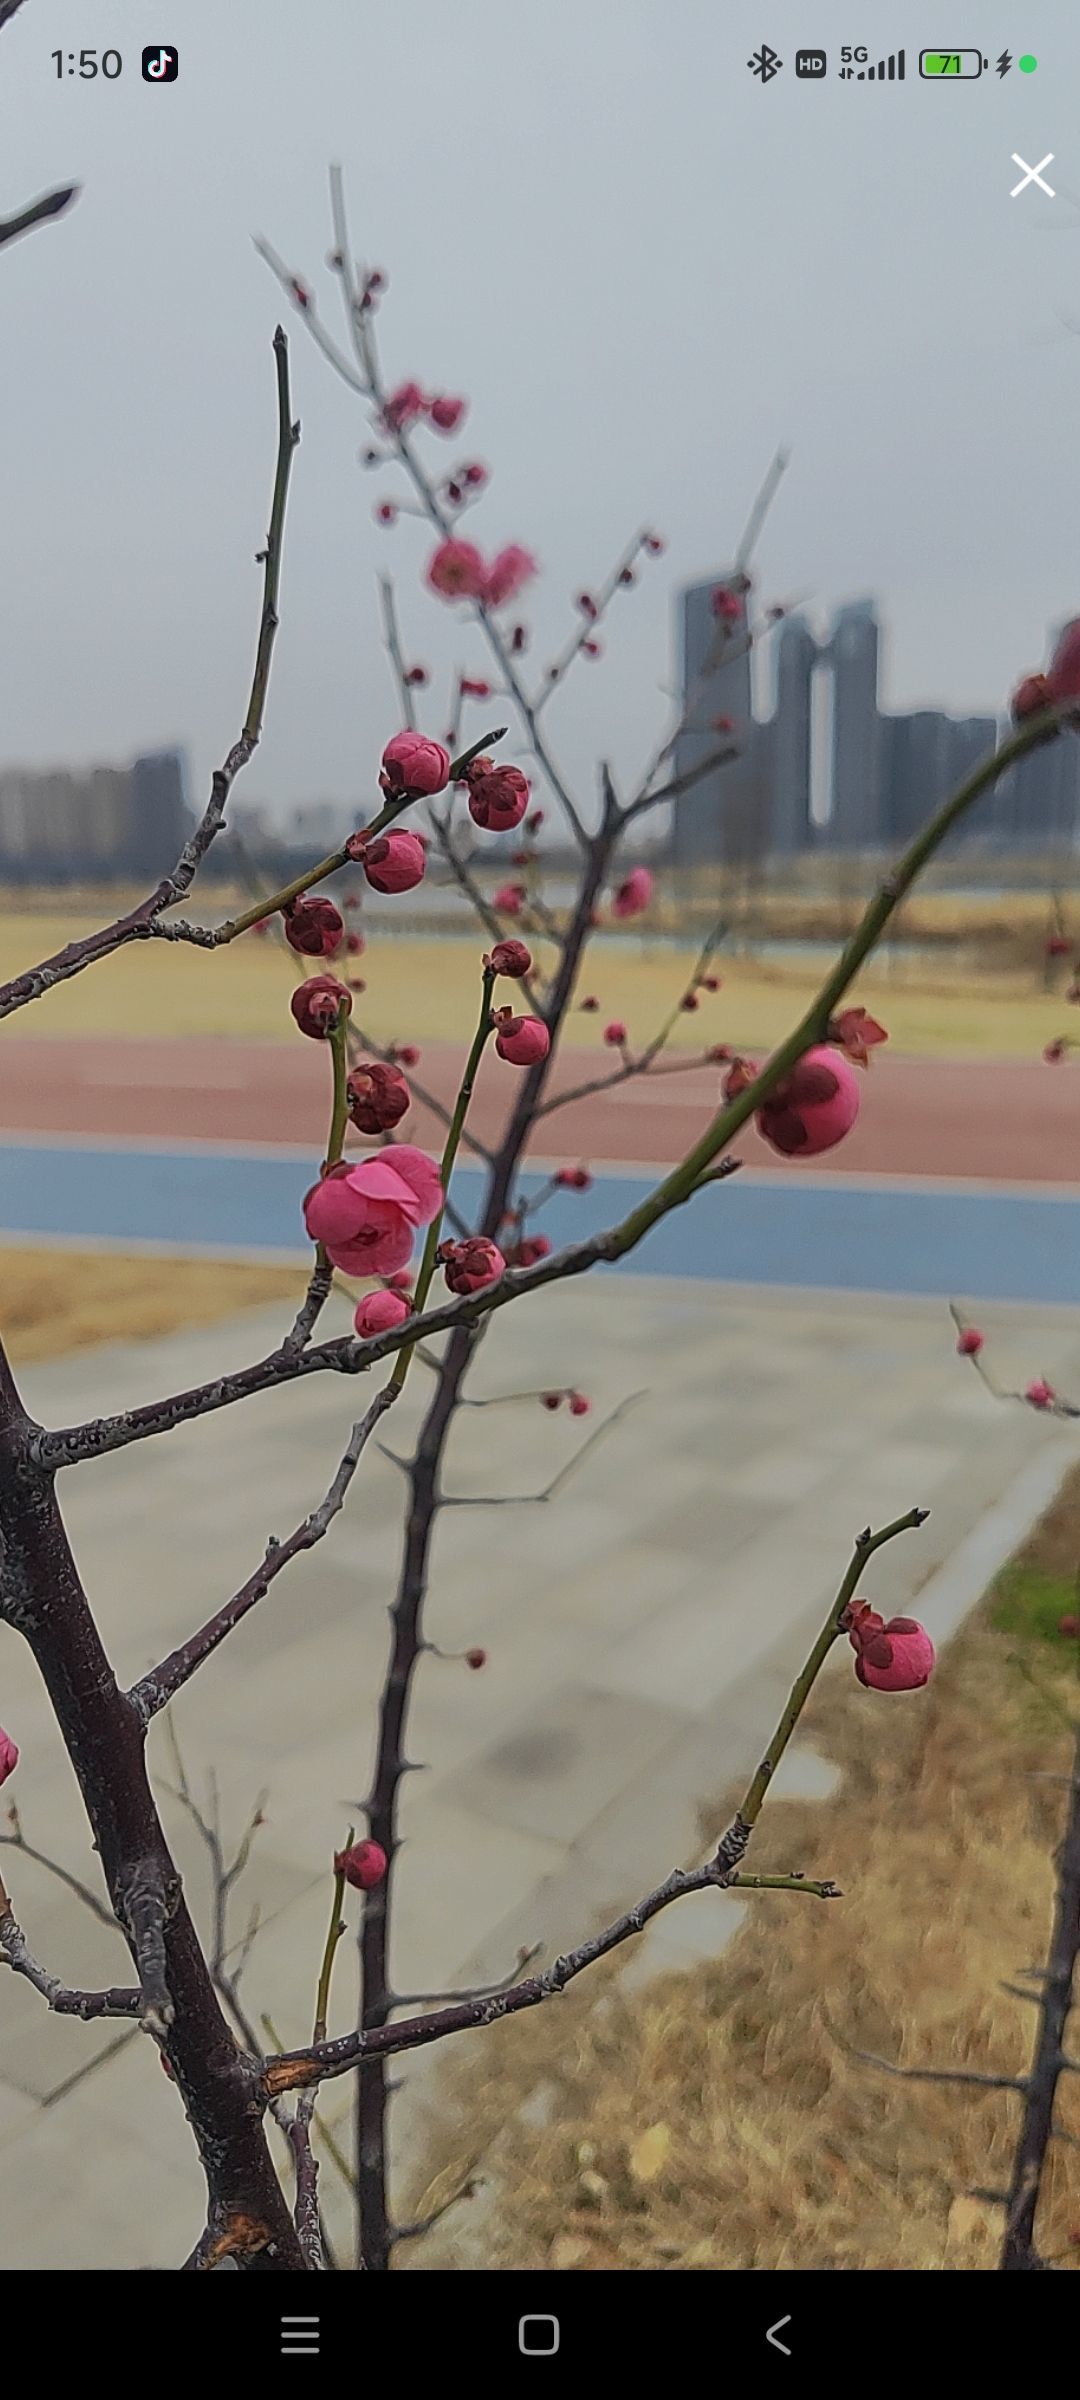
[4,1277,1080,2262]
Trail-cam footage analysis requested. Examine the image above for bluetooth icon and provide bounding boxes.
[748,44,783,83]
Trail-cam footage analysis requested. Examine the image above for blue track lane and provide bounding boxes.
[0,1138,1077,1303]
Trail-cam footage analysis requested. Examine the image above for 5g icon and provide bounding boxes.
[142,46,179,82]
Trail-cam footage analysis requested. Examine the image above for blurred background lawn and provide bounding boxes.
[0,902,1069,1057]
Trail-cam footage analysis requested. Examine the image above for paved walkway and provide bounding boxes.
[1,1278,1078,2266]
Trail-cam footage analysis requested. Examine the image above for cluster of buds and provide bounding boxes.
[381,381,467,436]
[438,1236,506,1294]
[427,537,537,609]
[346,1059,411,1134]
[541,1389,591,1417]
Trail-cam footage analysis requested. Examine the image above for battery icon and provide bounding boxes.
[919,50,986,78]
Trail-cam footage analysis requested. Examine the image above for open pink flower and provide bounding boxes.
[304,1147,443,1276]
[483,544,537,608]
[429,393,467,433]
[467,763,530,832]
[360,830,427,894]
[844,1602,935,1693]
[427,538,486,599]
[494,1012,550,1066]
[439,1236,506,1293]
[0,1726,18,1787]
[612,866,654,920]
[756,1046,860,1158]
[283,896,345,958]
[354,1288,411,1338]
[380,731,450,797]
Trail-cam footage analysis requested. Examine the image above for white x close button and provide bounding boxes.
[1010,152,1055,198]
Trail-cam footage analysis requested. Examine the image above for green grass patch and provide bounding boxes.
[991,1561,1080,1645]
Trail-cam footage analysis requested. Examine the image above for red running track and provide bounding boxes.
[0,1036,1077,1182]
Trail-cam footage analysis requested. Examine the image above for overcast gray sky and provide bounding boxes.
[2,1,1078,825]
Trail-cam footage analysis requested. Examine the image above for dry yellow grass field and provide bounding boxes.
[0,904,1067,1057]
[0,1246,302,1364]
[414,1488,1080,2272]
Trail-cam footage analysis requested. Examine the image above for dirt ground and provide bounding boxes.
[412,1478,1080,2271]
[0,1246,303,1365]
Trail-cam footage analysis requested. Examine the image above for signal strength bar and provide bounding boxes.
[843,50,905,81]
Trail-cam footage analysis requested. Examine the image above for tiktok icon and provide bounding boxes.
[141,46,179,82]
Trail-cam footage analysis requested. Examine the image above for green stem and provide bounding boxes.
[241,325,299,748]
[313,1841,351,2045]
[219,729,506,940]
[725,1506,927,1855]
[389,968,497,1391]
[605,712,1063,1256]
[325,1004,351,1172]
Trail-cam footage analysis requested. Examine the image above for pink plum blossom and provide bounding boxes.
[483,544,537,607]
[354,1288,412,1338]
[303,1148,443,1276]
[427,538,486,599]
[612,867,654,920]
[0,1727,18,1787]
[359,830,427,894]
[844,1603,935,1694]
[755,1046,861,1158]
[380,731,450,796]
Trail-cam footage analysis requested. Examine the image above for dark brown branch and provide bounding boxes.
[1001,1723,1080,2269]
[0,1881,141,2020]
[0,183,79,252]
[0,326,299,1021]
[130,1384,400,1720]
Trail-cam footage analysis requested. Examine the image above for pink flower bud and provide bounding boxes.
[611,867,654,920]
[493,882,526,916]
[580,995,600,1013]
[643,532,665,555]
[467,763,530,832]
[556,1165,592,1190]
[427,537,487,599]
[508,1234,551,1268]
[347,1060,411,1134]
[582,638,602,659]
[1025,1379,1055,1409]
[1046,934,1071,958]
[361,830,427,894]
[509,622,528,653]
[577,592,598,619]
[756,1046,860,1158]
[1012,672,1052,723]
[542,1391,563,1411]
[844,1601,935,1693]
[1044,1039,1069,1064]
[380,730,451,797]
[354,1288,411,1337]
[494,1012,551,1067]
[462,462,488,488]
[403,664,429,688]
[290,975,352,1039]
[701,974,722,993]
[711,586,742,623]
[439,1236,506,1294]
[603,1020,628,1047]
[465,1647,487,1670]
[1058,1615,1080,1640]
[429,394,467,433]
[483,544,538,608]
[375,501,397,526]
[956,1327,984,1357]
[388,1269,413,1292]
[712,713,735,733]
[283,896,345,959]
[0,1726,18,1787]
[335,1838,388,1891]
[487,938,532,979]
[395,1044,421,1068]
[568,1392,591,1418]
[681,992,700,1012]
[460,676,492,699]
[383,380,426,432]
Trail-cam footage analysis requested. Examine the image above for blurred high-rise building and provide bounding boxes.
[0,747,192,881]
[668,582,1078,860]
